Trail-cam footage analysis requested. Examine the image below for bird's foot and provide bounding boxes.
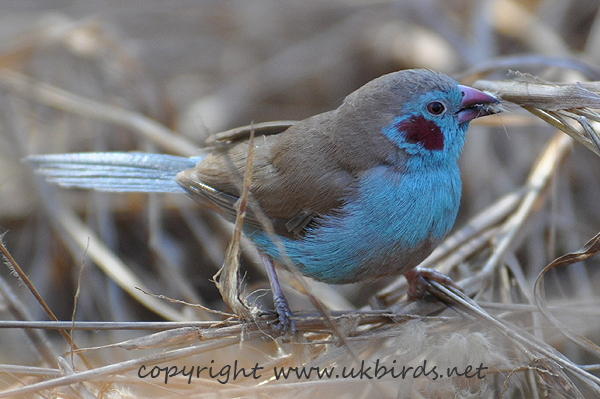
[404,268,463,299]
[266,295,295,335]
[261,254,296,335]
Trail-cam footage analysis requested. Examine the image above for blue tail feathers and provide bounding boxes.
[26,152,203,193]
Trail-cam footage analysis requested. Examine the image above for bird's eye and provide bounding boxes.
[427,101,445,115]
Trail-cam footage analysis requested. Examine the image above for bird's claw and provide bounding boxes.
[404,268,464,299]
[271,296,295,335]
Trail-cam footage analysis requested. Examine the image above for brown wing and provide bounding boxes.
[176,113,357,237]
[176,91,406,237]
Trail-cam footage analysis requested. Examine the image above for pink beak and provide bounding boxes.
[456,85,500,124]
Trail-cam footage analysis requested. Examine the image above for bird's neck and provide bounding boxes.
[358,161,462,248]
[402,150,461,173]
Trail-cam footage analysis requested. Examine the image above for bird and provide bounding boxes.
[26,69,501,334]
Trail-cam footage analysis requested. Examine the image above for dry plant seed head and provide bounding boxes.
[480,91,506,115]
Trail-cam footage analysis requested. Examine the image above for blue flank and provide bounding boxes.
[246,87,469,284]
[246,163,461,283]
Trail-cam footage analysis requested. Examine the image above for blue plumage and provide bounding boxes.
[247,162,461,284]
[246,88,466,284]
[25,69,500,333]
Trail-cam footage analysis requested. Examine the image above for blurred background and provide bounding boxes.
[0,0,600,397]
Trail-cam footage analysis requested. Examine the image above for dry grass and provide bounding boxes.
[1,1,600,398]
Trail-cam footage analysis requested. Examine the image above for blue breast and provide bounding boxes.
[245,161,461,284]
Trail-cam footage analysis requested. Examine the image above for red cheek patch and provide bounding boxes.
[394,115,444,151]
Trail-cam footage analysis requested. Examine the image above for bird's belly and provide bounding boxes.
[247,165,461,284]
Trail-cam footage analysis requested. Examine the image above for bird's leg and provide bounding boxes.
[404,268,464,299]
[261,254,295,334]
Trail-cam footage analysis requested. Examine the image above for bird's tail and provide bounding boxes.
[25,152,203,193]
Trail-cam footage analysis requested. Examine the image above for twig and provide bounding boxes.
[462,132,573,287]
[0,236,93,369]
[0,69,198,157]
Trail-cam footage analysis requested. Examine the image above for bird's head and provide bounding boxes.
[379,70,500,165]
[338,69,500,169]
